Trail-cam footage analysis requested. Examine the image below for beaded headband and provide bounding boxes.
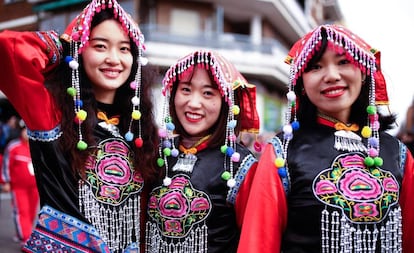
[158,50,259,187]
[60,0,147,150]
[277,24,389,192]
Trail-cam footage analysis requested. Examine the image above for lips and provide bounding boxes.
[321,86,346,98]
[101,68,122,78]
[185,112,202,122]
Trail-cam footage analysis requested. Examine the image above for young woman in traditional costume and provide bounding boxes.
[146,50,260,253]
[238,24,414,253]
[0,0,158,251]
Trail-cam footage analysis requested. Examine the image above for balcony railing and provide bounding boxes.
[140,24,288,56]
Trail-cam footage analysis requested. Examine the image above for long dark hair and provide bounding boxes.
[45,9,159,182]
[294,29,395,131]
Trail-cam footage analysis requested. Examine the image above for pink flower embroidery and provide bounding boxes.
[159,191,188,218]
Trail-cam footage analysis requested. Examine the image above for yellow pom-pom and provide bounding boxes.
[274,157,285,168]
[76,110,87,121]
[131,110,141,120]
[232,105,240,115]
[361,126,372,138]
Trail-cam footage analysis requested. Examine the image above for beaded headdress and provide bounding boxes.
[277,24,389,191]
[158,50,259,187]
[60,0,147,150]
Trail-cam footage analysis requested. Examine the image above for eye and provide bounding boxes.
[305,63,321,72]
[93,43,107,51]
[338,58,350,65]
[120,46,131,53]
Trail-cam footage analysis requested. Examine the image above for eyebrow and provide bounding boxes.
[90,37,130,44]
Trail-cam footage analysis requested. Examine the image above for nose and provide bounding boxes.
[187,93,202,108]
[323,64,341,83]
[105,49,121,64]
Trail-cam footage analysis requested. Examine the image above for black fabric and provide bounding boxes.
[281,124,403,253]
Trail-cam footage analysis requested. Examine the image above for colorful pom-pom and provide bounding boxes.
[134,137,143,148]
[226,147,234,156]
[157,158,165,167]
[77,140,88,151]
[227,178,236,188]
[231,152,240,162]
[221,171,231,180]
[361,126,372,138]
[291,121,300,131]
[374,156,383,167]
[166,122,175,131]
[278,167,287,177]
[131,96,140,106]
[163,176,171,186]
[163,148,171,156]
[158,129,167,138]
[171,148,179,157]
[274,157,285,168]
[67,87,76,97]
[232,105,240,115]
[364,156,374,167]
[220,145,228,154]
[286,91,296,102]
[366,105,377,115]
[76,110,87,121]
[131,110,141,120]
[130,81,138,90]
[125,131,133,141]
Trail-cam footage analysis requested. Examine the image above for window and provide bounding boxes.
[170,9,200,37]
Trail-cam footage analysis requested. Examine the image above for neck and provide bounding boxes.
[181,135,211,149]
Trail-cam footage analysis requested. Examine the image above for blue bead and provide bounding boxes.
[278,167,287,177]
[125,132,133,141]
[65,56,73,63]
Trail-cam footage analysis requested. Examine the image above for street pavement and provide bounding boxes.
[0,193,25,252]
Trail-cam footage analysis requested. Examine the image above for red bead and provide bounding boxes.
[134,137,143,148]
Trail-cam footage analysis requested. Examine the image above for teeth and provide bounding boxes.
[324,88,343,95]
[186,113,201,119]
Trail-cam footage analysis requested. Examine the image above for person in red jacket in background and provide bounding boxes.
[0,120,39,246]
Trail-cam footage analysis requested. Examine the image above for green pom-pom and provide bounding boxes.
[220,145,228,154]
[157,158,165,167]
[374,156,383,167]
[221,171,231,180]
[364,156,374,167]
[163,148,171,156]
[67,87,77,97]
[76,140,88,151]
[366,105,376,115]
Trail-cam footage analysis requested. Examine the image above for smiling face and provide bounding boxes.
[302,47,364,123]
[173,66,223,138]
[81,19,133,104]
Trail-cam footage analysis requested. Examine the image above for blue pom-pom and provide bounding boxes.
[65,56,73,63]
[75,99,83,108]
[125,131,133,141]
[291,121,300,130]
[278,167,287,177]
[226,147,234,156]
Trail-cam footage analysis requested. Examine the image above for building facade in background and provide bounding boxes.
[0,0,343,134]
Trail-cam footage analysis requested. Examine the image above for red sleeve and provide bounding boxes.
[234,160,257,227]
[237,143,287,253]
[400,149,414,251]
[0,30,61,131]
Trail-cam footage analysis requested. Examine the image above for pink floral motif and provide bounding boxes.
[353,203,379,217]
[170,177,189,189]
[100,185,120,200]
[102,140,129,155]
[97,156,131,185]
[190,197,210,211]
[148,175,211,238]
[383,178,399,192]
[315,180,337,195]
[159,191,188,218]
[339,154,365,169]
[148,196,158,209]
[132,171,144,184]
[165,220,183,233]
[339,170,381,200]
